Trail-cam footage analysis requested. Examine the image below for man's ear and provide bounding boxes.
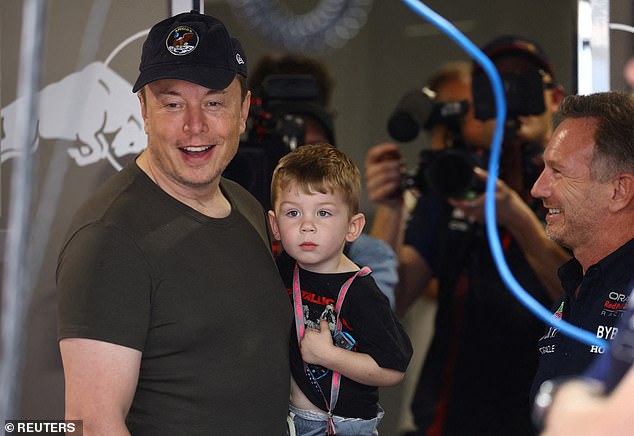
[549,84,565,112]
[240,90,251,135]
[267,210,281,241]
[345,213,366,243]
[609,173,634,213]
[137,92,149,134]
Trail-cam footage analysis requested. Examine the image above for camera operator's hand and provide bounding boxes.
[449,167,569,301]
[364,142,405,208]
[448,167,525,226]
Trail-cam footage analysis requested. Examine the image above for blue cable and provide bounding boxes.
[400,0,607,349]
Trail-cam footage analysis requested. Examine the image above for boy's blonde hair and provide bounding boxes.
[270,143,361,215]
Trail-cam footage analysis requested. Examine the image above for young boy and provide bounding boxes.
[268,143,412,435]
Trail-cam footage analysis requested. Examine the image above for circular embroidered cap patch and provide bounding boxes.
[166,26,199,55]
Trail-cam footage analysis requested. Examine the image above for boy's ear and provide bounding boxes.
[267,210,281,241]
[345,213,366,243]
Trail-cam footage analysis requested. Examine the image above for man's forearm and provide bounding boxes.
[370,204,405,252]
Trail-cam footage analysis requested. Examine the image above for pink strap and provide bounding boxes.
[292,264,305,344]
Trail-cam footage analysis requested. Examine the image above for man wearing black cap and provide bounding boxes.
[364,35,569,435]
[57,11,292,435]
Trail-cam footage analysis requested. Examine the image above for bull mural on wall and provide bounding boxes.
[1,29,150,171]
[1,61,145,171]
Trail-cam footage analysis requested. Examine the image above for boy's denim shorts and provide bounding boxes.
[287,404,385,436]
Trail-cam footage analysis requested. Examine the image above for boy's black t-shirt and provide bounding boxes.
[276,251,412,419]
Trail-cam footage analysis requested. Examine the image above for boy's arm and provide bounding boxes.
[300,319,405,387]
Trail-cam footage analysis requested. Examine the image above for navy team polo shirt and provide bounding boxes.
[530,238,634,400]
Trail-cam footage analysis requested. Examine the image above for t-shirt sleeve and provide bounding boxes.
[57,222,152,351]
[345,276,413,372]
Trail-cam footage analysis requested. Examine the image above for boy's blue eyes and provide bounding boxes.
[284,210,331,217]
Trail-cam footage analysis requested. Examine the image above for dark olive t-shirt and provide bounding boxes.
[57,163,292,435]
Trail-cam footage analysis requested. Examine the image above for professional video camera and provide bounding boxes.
[388,70,548,199]
[387,88,485,200]
[472,69,553,128]
[223,74,335,210]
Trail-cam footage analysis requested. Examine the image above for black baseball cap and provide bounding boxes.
[479,35,554,77]
[132,11,247,93]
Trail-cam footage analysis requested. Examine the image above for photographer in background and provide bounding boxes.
[225,52,399,304]
[223,54,336,212]
[364,36,569,435]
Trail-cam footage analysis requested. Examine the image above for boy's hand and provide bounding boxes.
[301,320,406,387]
[300,319,336,366]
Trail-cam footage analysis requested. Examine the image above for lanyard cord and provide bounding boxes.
[292,262,371,434]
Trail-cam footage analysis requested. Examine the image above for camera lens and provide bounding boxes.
[426,150,479,199]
